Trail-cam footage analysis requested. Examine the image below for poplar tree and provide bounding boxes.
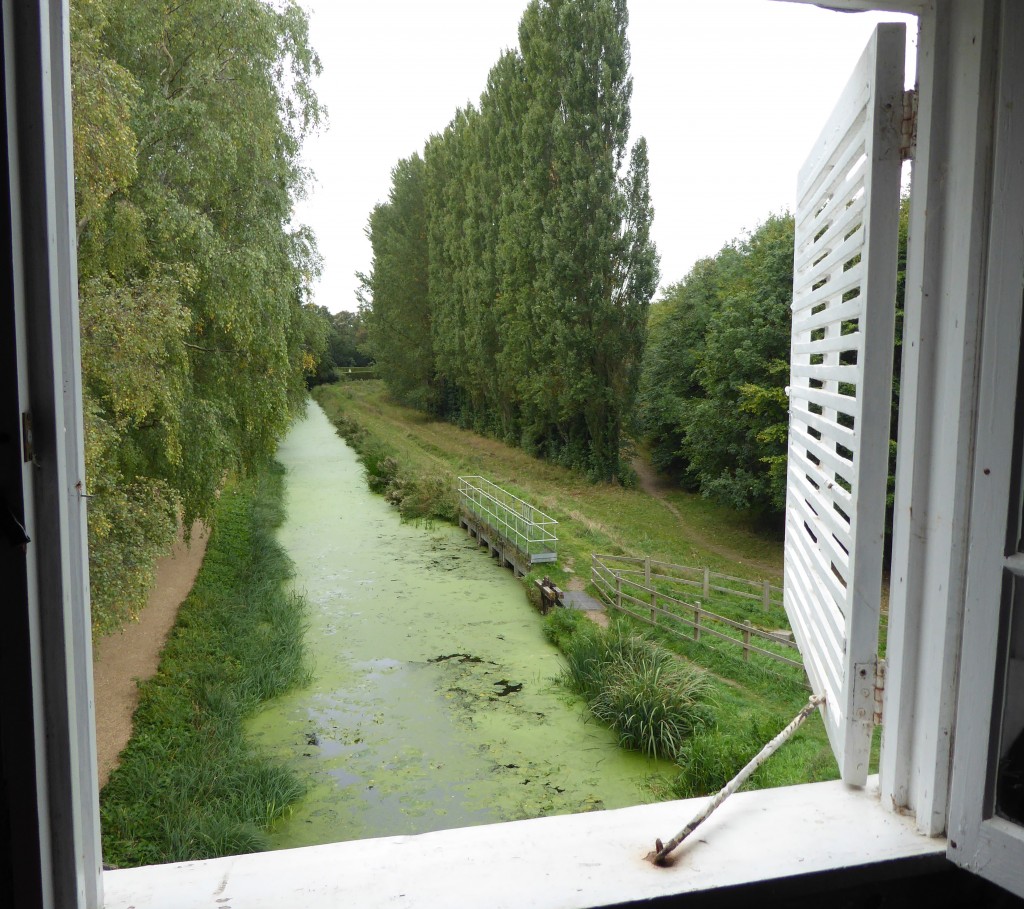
[363,155,435,410]
[364,0,657,481]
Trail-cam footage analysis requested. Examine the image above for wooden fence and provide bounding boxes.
[590,554,804,676]
[337,365,377,380]
[590,554,783,611]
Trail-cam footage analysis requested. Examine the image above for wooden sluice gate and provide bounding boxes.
[457,476,558,578]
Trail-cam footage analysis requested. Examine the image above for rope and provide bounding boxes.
[652,694,826,865]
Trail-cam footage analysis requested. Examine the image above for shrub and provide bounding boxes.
[389,471,459,522]
[547,614,715,762]
[591,643,713,759]
[362,448,399,493]
[542,607,590,649]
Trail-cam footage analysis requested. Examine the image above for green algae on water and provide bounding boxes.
[247,402,673,849]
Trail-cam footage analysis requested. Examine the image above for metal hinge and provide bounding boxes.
[900,89,917,161]
[874,657,886,726]
[853,657,887,726]
[22,412,34,463]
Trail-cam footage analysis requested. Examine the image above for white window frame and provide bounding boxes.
[3,0,101,906]
[946,0,1024,896]
[15,0,1024,906]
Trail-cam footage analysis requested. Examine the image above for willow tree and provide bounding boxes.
[71,0,323,630]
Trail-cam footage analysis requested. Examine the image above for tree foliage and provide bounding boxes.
[641,197,909,524]
[362,0,658,481]
[640,214,794,516]
[70,0,325,631]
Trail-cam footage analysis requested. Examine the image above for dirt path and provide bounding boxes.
[630,456,781,577]
[92,521,209,789]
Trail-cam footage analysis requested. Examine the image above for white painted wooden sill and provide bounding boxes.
[102,777,945,909]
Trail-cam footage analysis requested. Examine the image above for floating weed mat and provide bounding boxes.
[100,462,308,867]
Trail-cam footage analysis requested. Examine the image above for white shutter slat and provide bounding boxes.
[784,23,904,786]
[791,407,857,447]
[790,363,860,384]
[794,190,867,272]
[788,386,861,422]
[792,292,865,334]
[790,260,866,315]
[785,529,845,692]
[788,431,855,492]
[788,470,853,559]
[787,495,852,613]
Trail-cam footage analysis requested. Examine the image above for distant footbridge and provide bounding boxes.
[457,476,557,578]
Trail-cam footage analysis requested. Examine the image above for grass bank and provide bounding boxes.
[315,381,784,583]
[100,462,308,867]
[313,381,837,794]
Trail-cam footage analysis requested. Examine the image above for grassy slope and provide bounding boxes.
[314,381,839,794]
[316,382,783,583]
[100,463,308,867]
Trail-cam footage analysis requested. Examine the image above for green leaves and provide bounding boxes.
[640,214,795,514]
[363,0,657,481]
[72,0,325,630]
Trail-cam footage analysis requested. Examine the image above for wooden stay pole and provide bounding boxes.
[651,695,825,866]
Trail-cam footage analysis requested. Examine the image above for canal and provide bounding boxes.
[247,402,669,849]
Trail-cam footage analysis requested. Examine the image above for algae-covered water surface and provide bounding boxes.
[248,403,669,848]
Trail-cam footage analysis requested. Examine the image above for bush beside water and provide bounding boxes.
[100,463,308,867]
[328,412,457,522]
[543,609,837,796]
[543,610,713,761]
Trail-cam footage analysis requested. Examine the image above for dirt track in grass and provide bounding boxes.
[92,522,208,789]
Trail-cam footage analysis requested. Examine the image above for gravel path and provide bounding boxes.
[91,522,209,789]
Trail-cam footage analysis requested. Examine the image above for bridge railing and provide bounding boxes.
[457,476,558,564]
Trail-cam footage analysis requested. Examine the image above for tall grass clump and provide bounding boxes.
[545,612,714,760]
[664,715,838,799]
[100,462,308,867]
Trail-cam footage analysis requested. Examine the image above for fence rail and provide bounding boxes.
[591,554,804,676]
[457,476,558,564]
[337,365,377,380]
[589,553,783,611]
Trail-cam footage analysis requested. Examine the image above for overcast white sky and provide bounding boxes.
[293,0,916,313]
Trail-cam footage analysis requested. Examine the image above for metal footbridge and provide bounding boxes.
[457,476,558,576]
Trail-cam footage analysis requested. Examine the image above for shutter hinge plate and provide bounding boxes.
[852,658,886,726]
[900,89,917,161]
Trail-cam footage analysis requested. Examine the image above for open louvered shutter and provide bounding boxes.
[784,23,904,786]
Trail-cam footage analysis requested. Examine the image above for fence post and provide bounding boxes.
[762,580,771,612]
[615,571,622,612]
[703,567,710,599]
[693,603,701,642]
[645,557,656,622]
[743,620,752,662]
[591,553,597,588]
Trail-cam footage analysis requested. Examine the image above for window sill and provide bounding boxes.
[102,777,946,909]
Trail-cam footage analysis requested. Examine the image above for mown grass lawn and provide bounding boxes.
[313,380,841,795]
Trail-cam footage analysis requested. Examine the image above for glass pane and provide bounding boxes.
[1009,304,1024,554]
[997,571,1024,825]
